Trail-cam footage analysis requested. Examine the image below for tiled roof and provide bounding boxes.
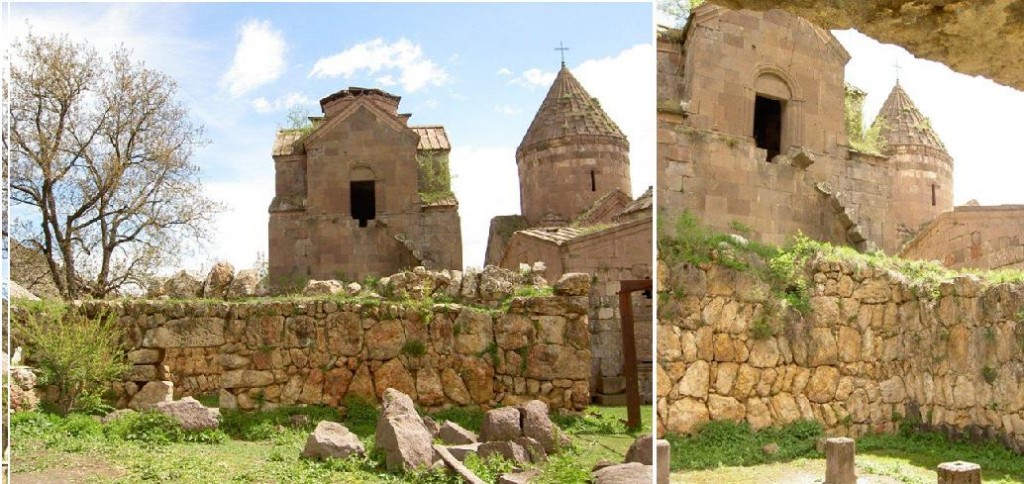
[518,66,625,152]
[617,187,653,219]
[319,86,401,110]
[873,83,947,152]
[516,226,589,245]
[412,125,450,151]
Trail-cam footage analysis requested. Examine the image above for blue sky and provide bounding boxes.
[10,2,654,273]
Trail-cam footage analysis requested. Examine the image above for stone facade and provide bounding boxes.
[268,87,461,288]
[16,268,592,412]
[657,255,1024,453]
[903,205,1024,271]
[485,65,653,403]
[658,5,1021,270]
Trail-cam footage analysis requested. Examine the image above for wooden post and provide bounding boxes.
[618,279,651,431]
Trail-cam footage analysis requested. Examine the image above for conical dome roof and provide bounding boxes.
[518,65,625,153]
[873,83,947,152]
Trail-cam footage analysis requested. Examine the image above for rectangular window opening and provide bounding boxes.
[590,170,596,192]
[753,95,784,161]
[931,184,937,207]
[350,180,376,228]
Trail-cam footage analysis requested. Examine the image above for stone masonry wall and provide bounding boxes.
[18,272,592,413]
[902,205,1024,271]
[657,255,1024,452]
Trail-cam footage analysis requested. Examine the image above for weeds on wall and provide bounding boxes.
[12,305,130,415]
[416,151,455,204]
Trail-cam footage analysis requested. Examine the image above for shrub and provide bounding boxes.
[401,339,427,357]
[15,307,130,415]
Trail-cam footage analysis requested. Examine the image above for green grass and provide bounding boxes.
[11,405,642,483]
[666,420,1024,483]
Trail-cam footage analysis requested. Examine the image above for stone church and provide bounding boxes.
[658,4,1024,270]
[268,87,462,287]
[484,64,654,404]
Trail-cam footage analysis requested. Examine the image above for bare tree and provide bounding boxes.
[7,32,221,299]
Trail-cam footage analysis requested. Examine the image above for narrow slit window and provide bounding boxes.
[590,170,596,192]
[350,180,376,227]
[931,184,937,207]
[753,95,784,161]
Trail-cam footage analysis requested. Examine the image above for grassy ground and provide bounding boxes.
[10,404,650,484]
[667,421,1024,484]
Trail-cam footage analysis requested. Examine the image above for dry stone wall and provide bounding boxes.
[18,270,593,413]
[657,255,1024,452]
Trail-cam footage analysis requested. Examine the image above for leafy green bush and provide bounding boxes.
[427,406,485,432]
[15,307,130,415]
[105,410,226,444]
[342,395,380,437]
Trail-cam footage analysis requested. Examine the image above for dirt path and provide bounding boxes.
[672,457,930,484]
[11,450,123,484]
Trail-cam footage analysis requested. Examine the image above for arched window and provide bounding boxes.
[350,166,376,228]
[753,72,793,161]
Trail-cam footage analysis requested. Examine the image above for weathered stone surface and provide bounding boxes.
[203,262,235,299]
[438,421,477,445]
[480,407,522,442]
[498,470,540,484]
[936,461,982,484]
[553,272,591,296]
[478,441,530,464]
[593,462,652,484]
[625,434,653,465]
[515,436,547,463]
[301,421,365,460]
[446,443,481,461]
[374,359,416,399]
[100,408,137,424]
[164,271,202,298]
[155,397,221,430]
[227,269,265,299]
[825,437,857,484]
[440,368,472,405]
[666,397,709,434]
[416,368,445,407]
[367,320,406,360]
[129,380,173,410]
[143,318,224,348]
[303,279,344,296]
[221,370,274,388]
[518,400,563,453]
[374,388,435,471]
[128,349,162,365]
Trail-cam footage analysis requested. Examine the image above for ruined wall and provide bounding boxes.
[22,278,592,413]
[498,218,654,403]
[657,255,1024,453]
[658,10,904,253]
[902,205,1024,271]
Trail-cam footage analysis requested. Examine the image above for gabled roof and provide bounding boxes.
[518,65,625,154]
[615,186,653,221]
[411,126,450,151]
[873,83,947,152]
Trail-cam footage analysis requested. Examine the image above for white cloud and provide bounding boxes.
[309,38,449,93]
[494,104,522,116]
[424,99,440,109]
[449,146,520,269]
[377,74,397,86]
[509,68,557,88]
[194,179,275,272]
[251,92,313,113]
[572,44,657,195]
[220,19,286,97]
[496,67,513,76]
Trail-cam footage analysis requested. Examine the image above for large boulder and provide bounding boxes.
[304,279,345,296]
[163,271,203,299]
[129,380,174,410]
[480,407,522,442]
[154,397,221,431]
[553,273,591,296]
[203,262,235,299]
[227,269,265,299]
[478,440,530,464]
[593,462,653,484]
[625,434,653,465]
[301,421,365,460]
[438,421,477,445]
[374,388,436,471]
[518,400,565,453]
[9,281,40,301]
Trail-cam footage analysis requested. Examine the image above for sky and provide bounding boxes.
[9,2,654,274]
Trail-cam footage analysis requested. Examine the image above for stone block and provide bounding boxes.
[824,437,856,484]
[937,461,981,484]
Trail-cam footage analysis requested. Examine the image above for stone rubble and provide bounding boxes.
[301,421,365,460]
